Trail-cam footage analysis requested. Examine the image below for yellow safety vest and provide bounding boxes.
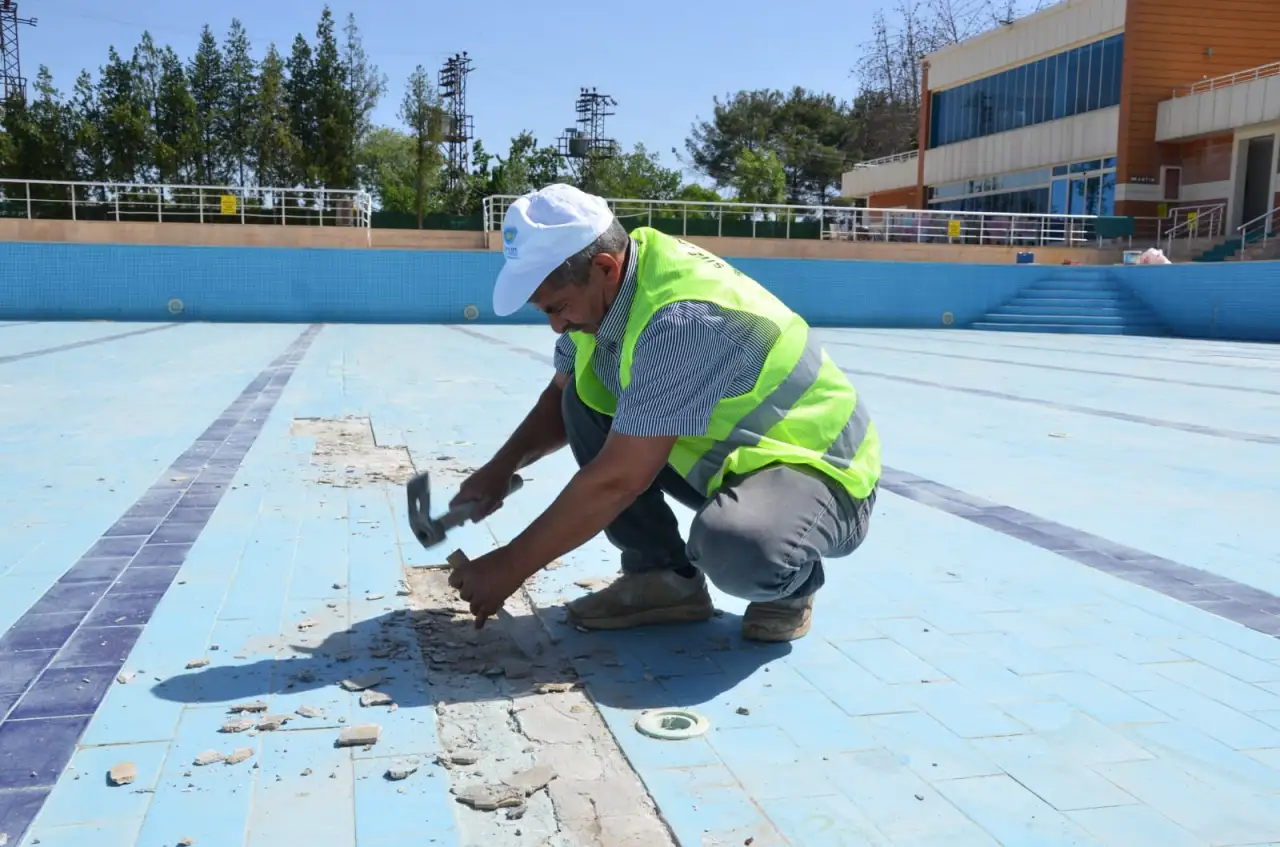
[571,227,880,501]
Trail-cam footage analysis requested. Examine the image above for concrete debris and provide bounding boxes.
[359,689,394,707]
[116,671,135,685]
[333,582,345,590]
[177,838,196,847]
[736,707,751,716]
[220,719,256,734]
[506,765,557,795]
[296,705,325,719]
[193,751,224,767]
[532,682,578,694]
[385,757,421,781]
[225,748,254,765]
[499,659,533,679]
[341,672,383,692]
[229,700,269,714]
[296,669,317,683]
[446,752,479,767]
[290,417,416,488]
[453,782,526,811]
[297,619,320,630]
[107,762,137,786]
[256,714,293,731]
[366,593,385,601]
[573,578,612,591]
[185,658,210,670]
[336,723,381,747]
[396,580,411,596]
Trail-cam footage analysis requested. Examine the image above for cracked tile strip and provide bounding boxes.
[406,567,677,847]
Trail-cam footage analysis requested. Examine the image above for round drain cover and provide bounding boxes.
[463,304,480,320]
[941,311,955,326]
[167,298,185,315]
[634,709,710,741]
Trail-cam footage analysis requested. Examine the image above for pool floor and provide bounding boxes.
[2,320,1279,846]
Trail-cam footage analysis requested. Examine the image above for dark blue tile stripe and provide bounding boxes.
[0,321,38,329]
[836,363,1280,445]
[0,323,321,841]
[879,468,1280,637]
[0,323,181,365]
[824,338,1280,397]
[455,327,1280,638]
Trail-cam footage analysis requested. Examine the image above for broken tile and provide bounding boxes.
[193,751,224,766]
[228,700,268,714]
[225,748,254,765]
[220,719,256,734]
[336,723,381,747]
[386,757,420,781]
[359,690,393,708]
[108,761,137,786]
[185,658,210,670]
[340,672,383,692]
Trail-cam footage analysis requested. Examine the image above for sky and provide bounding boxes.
[17,0,897,182]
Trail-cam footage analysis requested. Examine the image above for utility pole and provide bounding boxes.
[437,52,474,192]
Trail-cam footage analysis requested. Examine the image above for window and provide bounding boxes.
[931,33,1125,148]
[928,157,1117,217]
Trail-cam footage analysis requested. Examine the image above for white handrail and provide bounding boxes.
[852,150,919,169]
[1237,205,1278,261]
[1163,202,1226,259]
[0,178,373,231]
[482,194,1106,248]
[1173,61,1280,97]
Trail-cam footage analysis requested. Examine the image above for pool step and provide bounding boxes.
[974,273,1170,336]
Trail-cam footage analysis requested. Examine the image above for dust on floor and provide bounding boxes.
[290,416,418,487]
[406,566,676,847]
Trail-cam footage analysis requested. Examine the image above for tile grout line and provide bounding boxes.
[0,323,323,845]
[448,325,1280,640]
[0,323,184,365]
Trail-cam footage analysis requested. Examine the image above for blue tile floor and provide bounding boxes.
[2,321,1279,846]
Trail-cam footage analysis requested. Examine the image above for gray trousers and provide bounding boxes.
[562,378,875,603]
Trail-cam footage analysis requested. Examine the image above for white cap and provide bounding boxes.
[492,184,615,317]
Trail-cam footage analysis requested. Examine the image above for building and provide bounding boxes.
[842,0,1280,233]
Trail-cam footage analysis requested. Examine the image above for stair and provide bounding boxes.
[971,269,1170,336]
[1196,228,1275,262]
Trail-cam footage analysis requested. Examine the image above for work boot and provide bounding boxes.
[742,593,815,642]
[565,569,715,630]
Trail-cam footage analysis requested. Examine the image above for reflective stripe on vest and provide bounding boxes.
[681,331,872,494]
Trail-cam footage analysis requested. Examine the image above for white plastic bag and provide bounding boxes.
[1136,247,1171,265]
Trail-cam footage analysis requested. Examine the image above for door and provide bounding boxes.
[1242,136,1276,227]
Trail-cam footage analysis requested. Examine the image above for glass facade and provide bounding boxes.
[929,33,1125,148]
[928,157,1117,216]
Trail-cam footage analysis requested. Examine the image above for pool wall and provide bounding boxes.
[1,242,1277,341]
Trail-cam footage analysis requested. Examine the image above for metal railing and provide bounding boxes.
[1237,205,1278,261]
[0,178,373,230]
[1173,61,1280,97]
[851,150,919,169]
[1163,202,1227,258]
[482,194,1109,248]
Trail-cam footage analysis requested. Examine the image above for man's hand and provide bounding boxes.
[447,547,529,628]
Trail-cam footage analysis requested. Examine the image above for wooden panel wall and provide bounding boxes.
[868,187,922,209]
[1174,134,1235,184]
[1119,0,1280,192]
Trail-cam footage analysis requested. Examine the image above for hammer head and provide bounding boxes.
[405,471,525,550]
[405,471,444,547]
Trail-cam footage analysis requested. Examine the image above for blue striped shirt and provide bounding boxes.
[553,237,780,438]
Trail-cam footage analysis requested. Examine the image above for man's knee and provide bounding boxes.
[687,501,819,603]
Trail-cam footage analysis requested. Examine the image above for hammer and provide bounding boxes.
[405,471,524,549]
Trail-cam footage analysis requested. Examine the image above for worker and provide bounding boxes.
[448,184,880,643]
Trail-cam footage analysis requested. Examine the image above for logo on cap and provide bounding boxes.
[502,226,518,258]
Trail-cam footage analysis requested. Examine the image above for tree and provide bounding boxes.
[342,13,386,154]
[310,7,356,188]
[96,47,152,183]
[730,148,785,205]
[188,25,227,183]
[398,64,443,227]
[222,20,257,186]
[0,68,79,183]
[582,142,683,200]
[356,126,415,212]
[284,34,316,184]
[152,47,201,184]
[684,87,854,204]
[251,44,299,188]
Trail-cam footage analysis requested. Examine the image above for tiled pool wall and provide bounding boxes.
[1,242,1277,341]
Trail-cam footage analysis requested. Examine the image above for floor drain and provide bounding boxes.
[634,709,709,741]
[463,304,480,320]
[167,298,185,315]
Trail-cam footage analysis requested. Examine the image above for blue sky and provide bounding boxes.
[21,0,895,181]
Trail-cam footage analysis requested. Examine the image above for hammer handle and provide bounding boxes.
[441,473,525,530]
